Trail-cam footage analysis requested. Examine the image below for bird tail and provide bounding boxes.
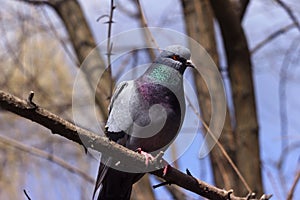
[97,168,133,200]
[92,155,111,200]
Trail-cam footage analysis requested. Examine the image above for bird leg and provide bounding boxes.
[163,164,170,176]
[136,148,154,166]
[135,149,170,176]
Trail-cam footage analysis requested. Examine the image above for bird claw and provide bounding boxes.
[136,148,154,166]
[163,165,170,177]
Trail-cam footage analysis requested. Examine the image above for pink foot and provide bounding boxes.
[163,165,170,176]
[136,148,154,166]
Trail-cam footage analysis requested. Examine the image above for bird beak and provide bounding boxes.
[186,59,195,68]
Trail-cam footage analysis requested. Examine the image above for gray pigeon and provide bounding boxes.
[93,45,194,200]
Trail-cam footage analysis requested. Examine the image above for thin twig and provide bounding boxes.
[186,95,253,194]
[278,37,300,162]
[0,134,94,184]
[251,23,296,54]
[23,189,32,200]
[106,0,116,97]
[286,168,300,200]
[261,164,282,200]
[274,0,300,32]
[15,0,52,6]
[153,181,172,189]
[277,37,300,195]
[277,141,300,173]
[135,0,159,60]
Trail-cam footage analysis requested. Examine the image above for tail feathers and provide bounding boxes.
[97,168,133,200]
[93,156,111,199]
[93,156,145,200]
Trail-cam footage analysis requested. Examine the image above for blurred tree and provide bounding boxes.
[181,0,262,196]
[0,5,91,199]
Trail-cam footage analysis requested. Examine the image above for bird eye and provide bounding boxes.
[172,55,180,61]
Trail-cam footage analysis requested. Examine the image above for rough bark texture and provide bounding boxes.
[210,0,263,196]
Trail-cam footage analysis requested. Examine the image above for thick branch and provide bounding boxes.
[240,0,250,21]
[210,0,263,196]
[0,90,269,200]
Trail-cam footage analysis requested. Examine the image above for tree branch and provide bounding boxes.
[240,0,250,21]
[135,0,159,60]
[274,0,300,32]
[0,90,270,200]
[251,23,296,54]
[287,168,300,200]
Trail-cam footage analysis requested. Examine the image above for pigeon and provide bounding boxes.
[93,45,194,200]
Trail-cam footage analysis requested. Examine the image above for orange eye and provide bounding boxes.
[172,55,180,60]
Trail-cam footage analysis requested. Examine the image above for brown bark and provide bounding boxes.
[210,0,263,196]
[181,0,239,191]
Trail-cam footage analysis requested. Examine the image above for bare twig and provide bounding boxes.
[23,189,32,200]
[277,142,300,170]
[135,0,159,60]
[186,96,253,194]
[274,0,300,32]
[0,134,94,184]
[278,37,300,161]
[287,168,300,200]
[262,164,282,200]
[105,0,116,96]
[251,23,296,54]
[0,90,271,200]
[15,0,52,6]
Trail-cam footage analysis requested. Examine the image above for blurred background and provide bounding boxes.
[0,0,299,199]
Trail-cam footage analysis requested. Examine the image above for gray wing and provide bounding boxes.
[93,80,137,199]
[105,80,136,134]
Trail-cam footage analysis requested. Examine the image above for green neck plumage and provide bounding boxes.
[144,64,183,86]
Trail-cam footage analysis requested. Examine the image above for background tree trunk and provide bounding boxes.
[182,0,263,196]
[210,0,263,196]
[181,0,239,191]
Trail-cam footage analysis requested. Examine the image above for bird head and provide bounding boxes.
[157,45,194,74]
